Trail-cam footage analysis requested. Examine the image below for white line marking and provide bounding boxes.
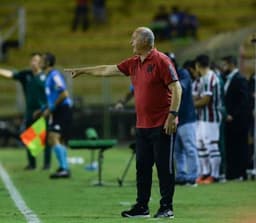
[0,163,41,223]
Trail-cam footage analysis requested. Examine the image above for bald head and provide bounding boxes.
[134,27,155,48]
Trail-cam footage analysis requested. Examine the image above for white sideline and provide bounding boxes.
[0,163,41,223]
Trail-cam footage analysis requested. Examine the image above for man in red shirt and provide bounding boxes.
[65,27,182,219]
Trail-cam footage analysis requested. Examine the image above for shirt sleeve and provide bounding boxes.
[52,71,66,92]
[12,70,26,81]
[159,57,178,86]
[117,57,135,76]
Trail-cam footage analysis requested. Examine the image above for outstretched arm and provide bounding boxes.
[0,68,13,79]
[64,65,123,78]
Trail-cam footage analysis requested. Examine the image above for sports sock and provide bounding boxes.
[208,143,221,179]
[198,147,210,176]
[53,144,69,170]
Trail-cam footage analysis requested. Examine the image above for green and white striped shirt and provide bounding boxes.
[197,70,223,122]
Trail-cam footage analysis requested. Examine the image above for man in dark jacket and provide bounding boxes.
[220,55,250,180]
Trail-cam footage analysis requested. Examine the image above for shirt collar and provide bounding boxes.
[146,48,156,60]
[226,68,238,80]
[139,48,156,62]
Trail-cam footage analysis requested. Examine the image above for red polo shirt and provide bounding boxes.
[117,48,178,128]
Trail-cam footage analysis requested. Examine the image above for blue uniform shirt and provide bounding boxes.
[177,68,196,126]
[45,69,72,111]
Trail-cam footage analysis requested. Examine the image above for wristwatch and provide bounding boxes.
[169,110,178,117]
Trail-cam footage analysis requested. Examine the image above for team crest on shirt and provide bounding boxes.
[147,64,155,73]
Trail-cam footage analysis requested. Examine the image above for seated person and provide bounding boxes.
[168,5,184,38]
[150,5,170,40]
[182,8,199,39]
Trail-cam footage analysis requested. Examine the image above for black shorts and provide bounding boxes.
[48,105,73,142]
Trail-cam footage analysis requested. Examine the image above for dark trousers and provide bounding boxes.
[72,6,89,31]
[135,126,175,209]
[25,144,51,168]
[225,123,249,180]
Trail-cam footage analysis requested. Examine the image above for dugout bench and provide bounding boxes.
[68,138,117,186]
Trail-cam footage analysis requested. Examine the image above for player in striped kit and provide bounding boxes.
[194,54,223,184]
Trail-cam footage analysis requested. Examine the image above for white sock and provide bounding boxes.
[198,147,210,176]
[208,143,221,178]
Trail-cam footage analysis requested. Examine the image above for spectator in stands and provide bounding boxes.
[168,5,184,38]
[150,5,170,40]
[92,0,107,24]
[220,55,250,180]
[182,8,199,39]
[72,0,90,32]
[41,52,73,179]
[0,53,51,170]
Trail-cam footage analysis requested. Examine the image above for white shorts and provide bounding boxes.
[196,121,220,148]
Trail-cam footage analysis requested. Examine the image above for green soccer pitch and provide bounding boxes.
[0,147,256,223]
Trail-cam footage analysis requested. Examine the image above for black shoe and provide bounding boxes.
[49,168,71,179]
[175,179,187,185]
[121,203,150,218]
[24,165,36,171]
[154,206,174,218]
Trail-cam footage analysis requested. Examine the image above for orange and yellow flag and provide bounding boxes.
[20,117,46,157]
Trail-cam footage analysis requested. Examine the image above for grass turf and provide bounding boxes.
[0,147,256,223]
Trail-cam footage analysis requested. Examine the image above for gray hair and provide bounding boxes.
[136,27,155,48]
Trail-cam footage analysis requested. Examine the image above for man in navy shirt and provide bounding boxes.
[173,59,199,185]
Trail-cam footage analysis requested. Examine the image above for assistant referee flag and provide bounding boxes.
[20,117,46,157]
